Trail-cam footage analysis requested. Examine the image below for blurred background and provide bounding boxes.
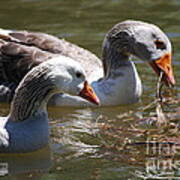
[0,0,179,179]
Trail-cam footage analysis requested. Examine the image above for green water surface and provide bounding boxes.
[0,0,179,179]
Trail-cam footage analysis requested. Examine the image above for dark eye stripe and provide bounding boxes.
[76,72,82,78]
[154,40,166,50]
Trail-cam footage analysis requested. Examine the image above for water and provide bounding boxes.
[0,0,180,179]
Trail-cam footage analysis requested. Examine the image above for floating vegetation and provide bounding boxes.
[97,71,180,162]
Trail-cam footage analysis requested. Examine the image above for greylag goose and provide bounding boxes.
[0,56,99,153]
[0,20,175,106]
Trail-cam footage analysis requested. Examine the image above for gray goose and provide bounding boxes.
[0,20,175,106]
[0,57,99,153]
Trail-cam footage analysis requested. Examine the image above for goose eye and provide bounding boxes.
[154,40,166,50]
[76,72,83,78]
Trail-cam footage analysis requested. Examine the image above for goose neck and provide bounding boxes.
[9,66,55,122]
[102,41,130,78]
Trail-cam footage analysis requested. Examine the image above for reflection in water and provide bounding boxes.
[49,107,101,157]
[0,146,52,177]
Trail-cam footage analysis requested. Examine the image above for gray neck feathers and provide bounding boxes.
[102,22,137,78]
[102,35,131,78]
[9,65,55,121]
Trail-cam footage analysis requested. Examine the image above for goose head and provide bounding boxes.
[103,20,175,86]
[42,56,100,105]
[10,56,100,121]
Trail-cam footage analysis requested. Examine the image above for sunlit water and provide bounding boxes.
[0,0,179,179]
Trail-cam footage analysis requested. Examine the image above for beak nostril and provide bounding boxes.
[167,66,170,72]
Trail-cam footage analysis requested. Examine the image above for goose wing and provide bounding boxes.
[0,33,54,102]
[4,31,102,76]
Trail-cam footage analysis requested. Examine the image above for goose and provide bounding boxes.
[0,56,99,153]
[0,20,175,107]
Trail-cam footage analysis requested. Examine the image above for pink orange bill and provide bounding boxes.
[79,81,100,105]
[149,53,175,86]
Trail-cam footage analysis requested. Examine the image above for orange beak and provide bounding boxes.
[79,81,100,105]
[149,53,175,86]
